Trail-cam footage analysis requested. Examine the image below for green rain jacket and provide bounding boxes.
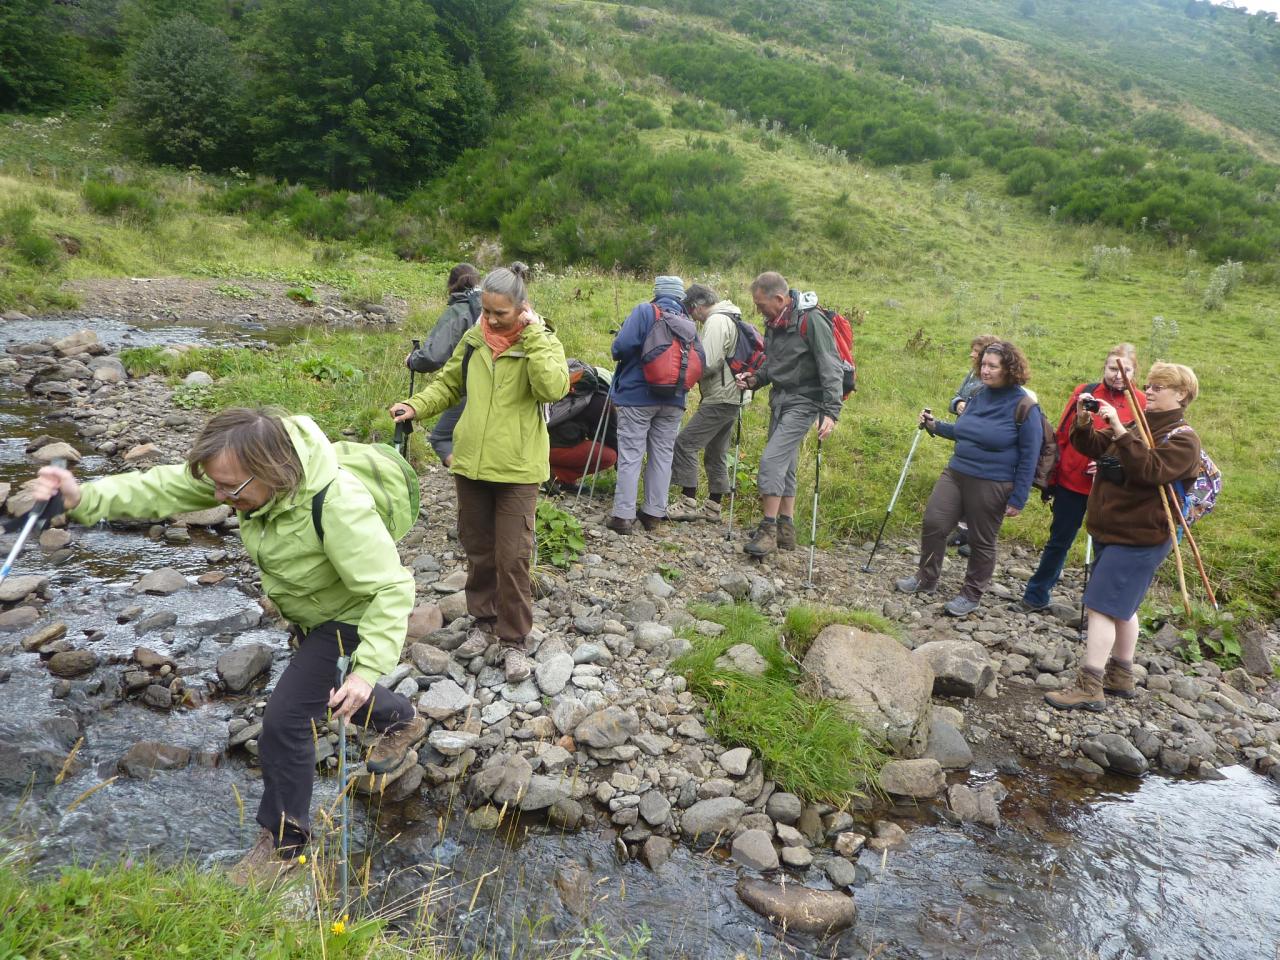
[404,317,570,484]
[67,415,413,686]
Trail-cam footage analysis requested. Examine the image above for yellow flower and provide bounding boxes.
[297,854,307,865]
[331,919,346,936]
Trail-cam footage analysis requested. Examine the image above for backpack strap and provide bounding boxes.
[310,480,333,543]
[1015,394,1034,425]
[458,343,476,398]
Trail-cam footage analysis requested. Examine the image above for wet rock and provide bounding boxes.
[0,574,49,604]
[548,797,584,829]
[134,610,178,635]
[923,714,973,770]
[1095,733,1149,777]
[52,330,99,357]
[192,608,261,635]
[48,649,98,677]
[641,835,673,870]
[123,443,162,462]
[173,505,232,527]
[31,442,83,465]
[714,643,768,677]
[574,706,638,748]
[133,646,176,671]
[868,820,907,851]
[638,789,671,826]
[418,679,476,721]
[133,567,188,595]
[736,878,856,935]
[732,829,779,870]
[554,860,591,916]
[802,625,933,757]
[21,620,67,652]
[118,741,191,778]
[228,721,262,750]
[681,796,746,840]
[38,528,72,552]
[0,606,40,633]
[142,684,173,710]
[824,856,859,888]
[216,643,274,692]
[913,639,995,698]
[467,805,501,830]
[833,832,866,858]
[947,784,1001,828]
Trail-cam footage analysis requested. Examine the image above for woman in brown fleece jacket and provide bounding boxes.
[1046,362,1202,712]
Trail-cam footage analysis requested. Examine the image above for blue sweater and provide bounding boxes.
[934,384,1042,510]
[609,295,688,408]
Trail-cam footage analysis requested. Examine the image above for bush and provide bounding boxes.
[82,179,161,223]
[118,14,249,169]
[1201,259,1244,310]
[1084,244,1132,280]
[0,204,60,269]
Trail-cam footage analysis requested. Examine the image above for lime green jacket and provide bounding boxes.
[405,318,570,484]
[67,416,413,686]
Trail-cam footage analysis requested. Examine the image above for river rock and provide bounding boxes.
[0,606,40,632]
[947,784,1001,828]
[913,639,995,698]
[123,443,162,462]
[428,729,478,757]
[438,590,469,623]
[1094,733,1149,777]
[21,620,67,652]
[31,442,83,465]
[519,774,571,811]
[142,684,173,710]
[118,741,191,779]
[732,829,779,870]
[418,679,475,721]
[535,653,574,696]
[173,505,232,527]
[183,370,214,386]
[639,789,672,826]
[90,356,127,383]
[923,713,974,770]
[407,603,445,640]
[714,643,768,677]
[216,643,273,692]
[736,879,856,935]
[410,642,451,676]
[134,610,178,635]
[880,759,945,798]
[641,836,674,870]
[765,792,802,825]
[52,330,98,357]
[433,569,468,593]
[48,649,98,677]
[132,646,176,672]
[681,796,746,840]
[801,625,933,757]
[574,706,638,748]
[133,567,188,595]
[0,574,49,604]
[824,856,859,888]
[38,528,71,551]
[719,747,753,776]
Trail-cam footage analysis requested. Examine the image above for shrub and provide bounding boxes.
[1201,259,1244,310]
[82,179,161,223]
[118,14,249,169]
[0,204,59,269]
[1084,244,1132,280]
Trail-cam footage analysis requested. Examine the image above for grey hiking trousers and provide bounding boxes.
[612,404,683,520]
[757,393,822,498]
[670,401,740,495]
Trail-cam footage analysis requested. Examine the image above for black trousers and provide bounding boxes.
[256,620,414,852]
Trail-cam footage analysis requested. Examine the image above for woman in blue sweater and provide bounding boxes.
[896,340,1043,617]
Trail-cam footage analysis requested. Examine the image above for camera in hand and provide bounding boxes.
[1082,396,1101,413]
[1097,455,1126,485]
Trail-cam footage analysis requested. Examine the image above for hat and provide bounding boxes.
[653,275,685,301]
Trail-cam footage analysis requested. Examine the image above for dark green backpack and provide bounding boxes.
[311,441,420,543]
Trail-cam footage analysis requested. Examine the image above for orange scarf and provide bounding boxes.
[480,315,527,358]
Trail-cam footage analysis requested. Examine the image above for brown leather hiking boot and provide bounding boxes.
[228,828,299,887]
[775,517,796,551]
[744,519,777,557]
[366,714,428,774]
[1103,658,1137,699]
[1045,667,1106,712]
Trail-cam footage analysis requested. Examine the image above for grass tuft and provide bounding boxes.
[781,605,899,662]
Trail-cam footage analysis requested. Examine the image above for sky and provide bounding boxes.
[1218,1,1280,13]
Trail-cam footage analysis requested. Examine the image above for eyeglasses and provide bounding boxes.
[1143,383,1167,392]
[215,475,255,498]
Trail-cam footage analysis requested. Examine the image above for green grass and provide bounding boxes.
[673,604,886,804]
[781,605,900,662]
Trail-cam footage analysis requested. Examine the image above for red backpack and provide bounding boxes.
[641,302,705,397]
[799,306,857,398]
[724,311,766,383]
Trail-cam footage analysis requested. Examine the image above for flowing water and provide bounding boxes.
[2,315,1279,960]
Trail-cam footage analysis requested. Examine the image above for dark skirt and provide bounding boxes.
[1083,540,1174,620]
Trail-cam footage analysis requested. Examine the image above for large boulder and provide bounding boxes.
[680,796,746,840]
[118,741,191,779]
[879,758,946,798]
[0,574,49,604]
[912,639,996,698]
[216,643,273,692]
[736,879,856,935]
[133,567,188,595]
[801,625,933,757]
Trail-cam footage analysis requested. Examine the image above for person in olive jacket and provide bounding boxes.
[391,262,569,685]
[1046,362,1202,713]
[29,409,422,885]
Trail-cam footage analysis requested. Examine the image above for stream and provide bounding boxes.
[2,313,1278,960]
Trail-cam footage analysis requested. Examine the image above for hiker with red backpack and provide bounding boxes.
[896,340,1043,617]
[732,272,849,558]
[667,284,756,523]
[1045,362,1204,712]
[1019,344,1146,613]
[606,276,705,535]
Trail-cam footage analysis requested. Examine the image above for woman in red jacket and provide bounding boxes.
[1019,344,1146,611]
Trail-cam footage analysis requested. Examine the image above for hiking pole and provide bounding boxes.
[575,388,612,505]
[0,458,67,588]
[333,643,351,914]
[724,400,744,541]
[1079,534,1093,645]
[862,418,927,573]
[393,339,420,460]
[805,434,823,588]
[586,384,617,502]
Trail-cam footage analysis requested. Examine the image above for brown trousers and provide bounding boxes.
[455,475,538,642]
[918,467,1013,601]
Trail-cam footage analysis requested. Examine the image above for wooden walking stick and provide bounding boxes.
[1117,367,1217,609]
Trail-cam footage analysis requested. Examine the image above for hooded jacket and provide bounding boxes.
[609,295,693,408]
[66,416,414,686]
[753,290,844,422]
[698,300,751,407]
[404,316,570,484]
[1051,381,1146,496]
[407,288,481,374]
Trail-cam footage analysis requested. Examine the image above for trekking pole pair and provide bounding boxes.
[862,414,929,573]
[1078,535,1093,645]
[575,380,615,505]
[724,397,745,541]
[333,642,351,913]
[1,457,68,588]
[393,339,421,460]
[804,432,823,588]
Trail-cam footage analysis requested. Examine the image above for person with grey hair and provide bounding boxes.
[733,271,844,557]
[668,283,752,522]
[392,262,570,681]
[605,275,701,534]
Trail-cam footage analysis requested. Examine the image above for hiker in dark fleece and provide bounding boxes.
[27,408,423,886]
[605,276,696,535]
[733,271,843,557]
[405,263,482,466]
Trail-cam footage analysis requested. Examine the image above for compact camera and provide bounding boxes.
[1082,396,1101,413]
[1097,455,1126,485]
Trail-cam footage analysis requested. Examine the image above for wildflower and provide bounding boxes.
[331,913,349,936]
[297,853,307,865]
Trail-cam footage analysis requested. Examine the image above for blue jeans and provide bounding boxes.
[1022,486,1090,608]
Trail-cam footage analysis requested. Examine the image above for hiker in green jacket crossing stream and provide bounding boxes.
[391,262,570,686]
[27,408,426,886]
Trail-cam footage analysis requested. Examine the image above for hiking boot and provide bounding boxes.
[947,526,969,548]
[894,575,936,595]
[605,515,633,535]
[228,829,299,887]
[1103,658,1137,699]
[944,595,981,617]
[775,516,796,551]
[1045,667,1106,712]
[744,519,777,557]
[455,626,492,659]
[638,511,663,532]
[1012,598,1051,614]
[957,544,971,557]
[503,645,534,683]
[366,713,428,774]
[666,495,704,521]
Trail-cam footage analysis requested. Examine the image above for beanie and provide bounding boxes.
[653,275,685,301]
